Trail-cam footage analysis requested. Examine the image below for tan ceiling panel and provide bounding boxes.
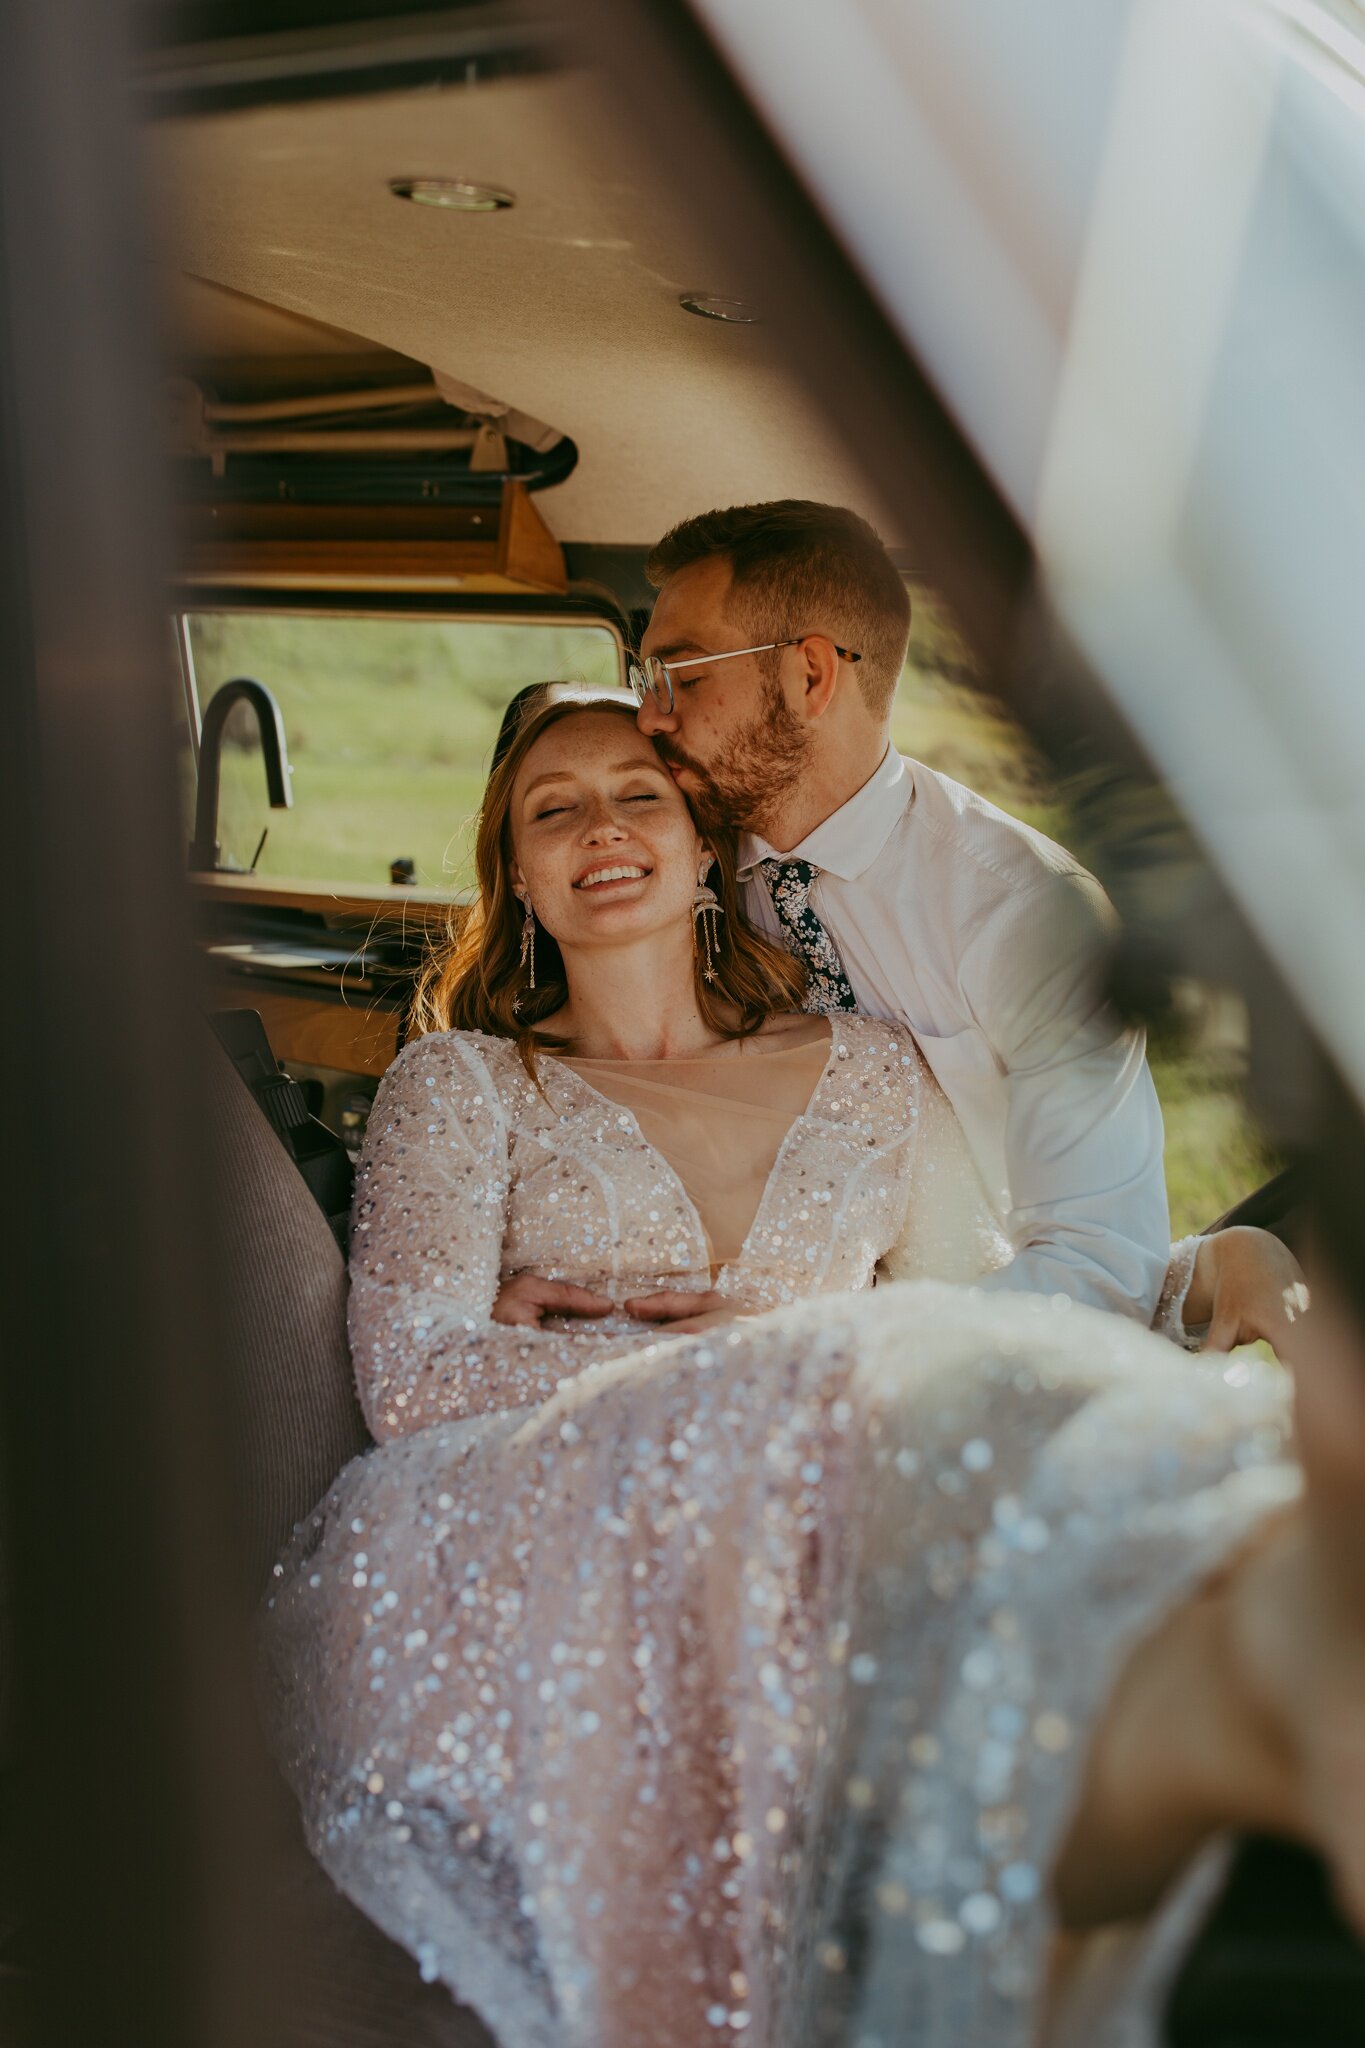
[149,69,897,545]
[166,274,403,360]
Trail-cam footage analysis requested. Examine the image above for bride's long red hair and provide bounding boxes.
[410,694,806,1073]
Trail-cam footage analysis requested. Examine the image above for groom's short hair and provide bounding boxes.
[646,500,911,718]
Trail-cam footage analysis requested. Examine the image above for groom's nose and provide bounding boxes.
[636,695,677,739]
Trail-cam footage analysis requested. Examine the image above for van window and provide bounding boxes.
[177,609,622,892]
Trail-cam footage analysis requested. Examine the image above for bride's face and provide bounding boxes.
[508,709,705,952]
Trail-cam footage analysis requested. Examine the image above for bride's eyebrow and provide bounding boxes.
[521,759,668,799]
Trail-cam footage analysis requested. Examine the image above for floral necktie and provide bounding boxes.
[758,857,859,1015]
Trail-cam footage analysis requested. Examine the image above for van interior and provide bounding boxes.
[2,5,1363,2045]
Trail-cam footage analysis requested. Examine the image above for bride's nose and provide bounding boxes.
[578,797,628,843]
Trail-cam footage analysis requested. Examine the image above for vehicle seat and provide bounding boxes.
[207,1023,368,1593]
[206,1030,495,2047]
[211,1006,356,1254]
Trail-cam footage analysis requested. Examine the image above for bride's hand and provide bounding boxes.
[624,1288,754,1335]
[1186,1226,1311,1356]
[491,1273,614,1328]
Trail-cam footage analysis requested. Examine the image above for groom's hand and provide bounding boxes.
[491,1274,613,1328]
[1189,1227,1312,1357]
[624,1288,750,1334]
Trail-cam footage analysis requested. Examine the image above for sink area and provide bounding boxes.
[193,882,437,999]
[189,872,464,1076]
[205,938,380,978]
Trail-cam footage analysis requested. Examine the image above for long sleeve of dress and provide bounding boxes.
[348,1034,675,1439]
[1152,1233,1204,1349]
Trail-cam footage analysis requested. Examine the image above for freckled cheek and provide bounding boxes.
[658,825,701,878]
[515,845,576,924]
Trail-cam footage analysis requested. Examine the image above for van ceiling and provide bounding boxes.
[153,66,894,546]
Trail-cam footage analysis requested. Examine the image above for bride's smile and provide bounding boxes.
[572,861,652,890]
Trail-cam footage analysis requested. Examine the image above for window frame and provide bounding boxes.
[172,588,631,896]
[172,587,631,728]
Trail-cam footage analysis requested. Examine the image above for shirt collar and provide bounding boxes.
[738,747,911,881]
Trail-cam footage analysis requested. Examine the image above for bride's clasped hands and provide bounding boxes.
[492,1273,756,1336]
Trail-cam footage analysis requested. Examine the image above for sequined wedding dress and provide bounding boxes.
[262,1016,1296,2048]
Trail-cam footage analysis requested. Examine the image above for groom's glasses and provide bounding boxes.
[627,636,862,713]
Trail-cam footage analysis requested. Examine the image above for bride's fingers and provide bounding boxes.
[491,1276,613,1326]
[625,1289,726,1321]
[539,1282,614,1317]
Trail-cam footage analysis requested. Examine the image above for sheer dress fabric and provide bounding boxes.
[263,1017,1295,2048]
[562,1020,832,1270]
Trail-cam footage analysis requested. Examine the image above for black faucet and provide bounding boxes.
[187,677,293,873]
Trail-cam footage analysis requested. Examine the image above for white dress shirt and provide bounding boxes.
[739,748,1171,1320]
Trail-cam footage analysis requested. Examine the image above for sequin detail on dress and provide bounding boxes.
[263,1019,1295,2048]
[343,1018,945,1437]
[1153,1233,1203,1349]
[758,857,859,1014]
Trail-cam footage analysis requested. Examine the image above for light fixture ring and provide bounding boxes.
[679,293,758,324]
[390,177,515,213]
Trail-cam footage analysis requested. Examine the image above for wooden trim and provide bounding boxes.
[174,546,561,593]
[203,981,401,1078]
[498,479,567,591]
[181,501,499,543]
[175,482,568,594]
[190,868,466,926]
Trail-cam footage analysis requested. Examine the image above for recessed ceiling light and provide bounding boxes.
[679,293,758,323]
[390,177,515,212]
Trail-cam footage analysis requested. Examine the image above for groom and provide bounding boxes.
[634,498,1262,1329]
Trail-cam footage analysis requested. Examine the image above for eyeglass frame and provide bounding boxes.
[627,635,862,713]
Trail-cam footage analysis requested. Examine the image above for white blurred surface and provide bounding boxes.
[694,0,1365,1102]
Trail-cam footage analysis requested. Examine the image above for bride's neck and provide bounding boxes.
[552,925,726,1061]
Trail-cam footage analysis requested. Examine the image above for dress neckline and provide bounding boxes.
[535,1016,853,1283]
[563,1019,831,1069]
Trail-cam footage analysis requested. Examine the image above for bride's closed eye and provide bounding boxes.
[532,791,657,820]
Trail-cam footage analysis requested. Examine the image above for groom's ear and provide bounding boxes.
[797,635,841,722]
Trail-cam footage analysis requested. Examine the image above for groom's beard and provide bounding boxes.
[656,671,810,838]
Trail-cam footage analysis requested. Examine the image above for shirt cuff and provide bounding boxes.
[1153,1234,1206,1350]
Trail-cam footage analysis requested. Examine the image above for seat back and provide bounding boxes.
[211,1007,356,1250]
[207,1034,370,1592]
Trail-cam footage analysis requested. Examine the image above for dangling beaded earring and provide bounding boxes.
[691,855,725,985]
[513,893,537,1013]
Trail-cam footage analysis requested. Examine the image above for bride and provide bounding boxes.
[263,696,1364,2047]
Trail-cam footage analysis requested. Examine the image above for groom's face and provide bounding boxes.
[637,557,809,834]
